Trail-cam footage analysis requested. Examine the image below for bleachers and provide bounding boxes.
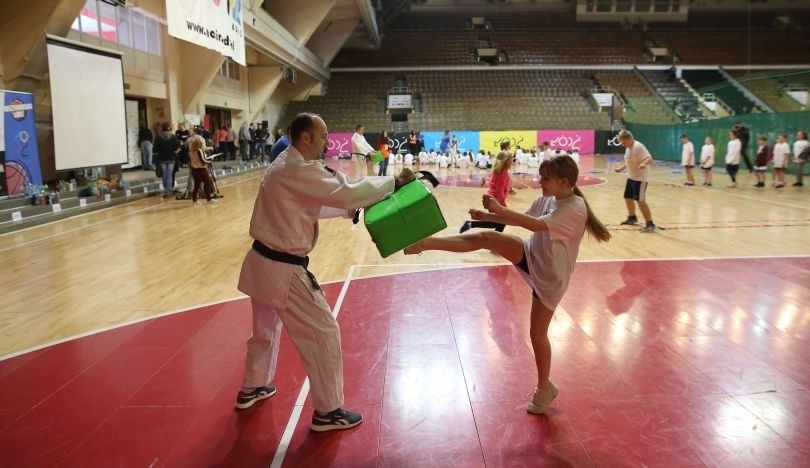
[593,71,679,124]
[730,69,810,113]
[639,69,702,122]
[334,12,810,67]
[279,70,611,132]
[682,70,761,114]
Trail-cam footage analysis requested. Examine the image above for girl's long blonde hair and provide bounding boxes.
[493,140,512,173]
[539,155,611,242]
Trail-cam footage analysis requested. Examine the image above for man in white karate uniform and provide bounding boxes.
[350,124,376,177]
[236,113,414,431]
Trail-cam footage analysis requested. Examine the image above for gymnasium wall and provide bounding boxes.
[627,111,810,170]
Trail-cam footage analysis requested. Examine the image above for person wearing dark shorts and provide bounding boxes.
[614,130,656,233]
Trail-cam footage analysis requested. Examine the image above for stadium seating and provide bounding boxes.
[593,71,680,124]
[730,69,810,113]
[681,70,761,115]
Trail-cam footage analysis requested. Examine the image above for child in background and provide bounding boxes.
[771,133,790,188]
[463,141,512,233]
[405,155,610,415]
[680,134,695,186]
[753,135,769,188]
[699,136,715,186]
[725,131,741,188]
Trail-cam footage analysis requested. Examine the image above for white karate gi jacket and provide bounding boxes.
[238,146,395,307]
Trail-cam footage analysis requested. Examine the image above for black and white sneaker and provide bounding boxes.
[234,386,276,410]
[310,408,363,432]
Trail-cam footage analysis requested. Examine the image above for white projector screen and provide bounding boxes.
[46,37,127,170]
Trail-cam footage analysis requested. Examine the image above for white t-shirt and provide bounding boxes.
[624,140,652,181]
[772,142,790,168]
[794,140,809,162]
[700,144,715,168]
[522,195,587,310]
[726,139,741,165]
[681,141,695,166]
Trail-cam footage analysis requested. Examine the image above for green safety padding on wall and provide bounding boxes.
[626,111,810,173]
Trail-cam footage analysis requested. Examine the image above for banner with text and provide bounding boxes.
[2,91,42,196]
[326,132,353,158]
[536,130,595,155]
[479,130,537,155]
[167,0,245,66]
[421,131,481,154]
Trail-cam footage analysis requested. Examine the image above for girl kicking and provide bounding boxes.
[404,154,610,414]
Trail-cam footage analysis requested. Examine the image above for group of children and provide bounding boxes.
[680,130,809,189]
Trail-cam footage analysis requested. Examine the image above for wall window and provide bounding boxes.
[79,0,100,37]
[132,11,147,51]
[71,1,162,55]
[117,8,132,47]
[218,58,241,81]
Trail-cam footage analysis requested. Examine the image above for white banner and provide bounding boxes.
[167,0,245,66]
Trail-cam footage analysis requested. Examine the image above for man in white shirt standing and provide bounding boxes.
[614,130,656,233]
[680,134,695,186]
[350,124,376,177]
[236,113,415,431]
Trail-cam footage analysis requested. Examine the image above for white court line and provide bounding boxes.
[270,265,356,468]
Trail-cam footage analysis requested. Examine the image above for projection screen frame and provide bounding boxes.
[46,34,128,171]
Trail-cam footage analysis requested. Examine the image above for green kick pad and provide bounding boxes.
[364,180,447,258]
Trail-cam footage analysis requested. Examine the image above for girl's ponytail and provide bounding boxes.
[573,186,611,242]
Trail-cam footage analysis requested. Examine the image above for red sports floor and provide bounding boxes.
[1,258,809,467]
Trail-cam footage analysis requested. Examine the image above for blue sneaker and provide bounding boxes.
[459,221,471,234]
[234,386,276,409]
[310,408,363,432]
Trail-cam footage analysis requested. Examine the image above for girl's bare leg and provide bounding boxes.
[530,297,555,390]
[404,231,524,264]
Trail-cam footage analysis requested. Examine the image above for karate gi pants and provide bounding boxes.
[242,272,344,414]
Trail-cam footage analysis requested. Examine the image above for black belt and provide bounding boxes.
[252,240,321,291]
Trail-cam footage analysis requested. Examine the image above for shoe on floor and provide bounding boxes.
[619,216,638,225]
[793,182,804,187]
[234,386,276,409]
[310,408,363,432]
[527,381,559,414]
[640,223,656,233]
[727,182,737,188]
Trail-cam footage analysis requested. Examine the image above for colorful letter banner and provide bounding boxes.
[536,130,595,155]
[326,132,353,158]
[2,91,42,196]
[479,130,537,155]
[167,0,245,65]
[421,131,481,154]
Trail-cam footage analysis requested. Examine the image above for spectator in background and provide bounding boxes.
[614,130,656,233]
[700,136,715,187]
[239,121,251,160]
[138,124,154,170]
[217,126,228,157]
[351,124,376,176]
[753,135,769,188]
[440,130,450,155]
[732,122,752,173]
[680,134,695,186]
[269,127,291,163]
[408,131,419,156]
[154,122,180,198]
[793,130,809,187]
[377,130,391,176]
[771,133,789,188]
[226,125,237,160]
[725,130,742,188]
